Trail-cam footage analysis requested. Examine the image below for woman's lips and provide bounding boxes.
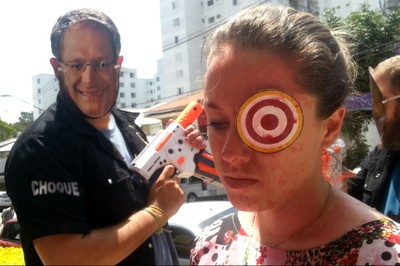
[222,175,258,189]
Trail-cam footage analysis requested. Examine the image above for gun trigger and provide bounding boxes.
[177,156,185,165]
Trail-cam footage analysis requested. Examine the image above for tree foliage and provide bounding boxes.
[0,120,16,142]
[323,3,400,169]
[0,112,33,142]
[12,112,33,133]
[345,3,400,91]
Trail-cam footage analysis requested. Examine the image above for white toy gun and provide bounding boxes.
[131,101,222,186]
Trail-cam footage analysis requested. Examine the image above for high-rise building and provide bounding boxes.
[157,0,382,103]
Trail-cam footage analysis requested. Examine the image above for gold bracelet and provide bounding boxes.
[144,205,166,234]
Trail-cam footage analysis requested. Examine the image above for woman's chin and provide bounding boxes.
[227,193,259,212]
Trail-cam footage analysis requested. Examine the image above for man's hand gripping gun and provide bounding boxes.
[131,101,222,186]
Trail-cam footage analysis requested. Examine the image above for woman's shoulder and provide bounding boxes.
[324,218,400,265]
[335,218,400,244]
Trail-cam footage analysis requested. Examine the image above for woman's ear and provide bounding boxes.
[321,106,345,150]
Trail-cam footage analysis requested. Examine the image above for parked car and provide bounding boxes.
[179,176,227,202]
[0,191,11,212]
[0,218,21,248]
[168,200,236,265]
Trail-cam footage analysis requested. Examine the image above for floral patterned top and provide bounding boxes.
[190,213,400,265]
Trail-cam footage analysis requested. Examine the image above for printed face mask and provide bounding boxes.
[369,66,386,137]
[236,90,304,153]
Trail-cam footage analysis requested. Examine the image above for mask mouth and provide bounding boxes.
[380,113,400,151]
[58,77,118,120]
[376,116,385,138]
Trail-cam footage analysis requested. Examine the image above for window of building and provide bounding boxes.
[37,78,40,84]
[232,0,237,6]
[120,103,126,108]
[131,92,136,98]
[216,14,221,19]
[157,86,161,91]
[131,103,136,108]
[178,87,183,95]
[120,82,124,88]
[158,95,161,100]
[175,36,179,43]
[208,16,215,23]
[130,82,136,88]
[175,52,182,62]
[176,69,183,78]
[207,0,214,6]
[173,18,180,27]
[119,72,124,77]
[156,76,160,82]
[38,88,41,94]
[120,92,125,98]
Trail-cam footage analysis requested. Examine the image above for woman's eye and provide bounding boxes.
[208,121,228,130]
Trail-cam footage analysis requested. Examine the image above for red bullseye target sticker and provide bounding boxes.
[236,90,303,153]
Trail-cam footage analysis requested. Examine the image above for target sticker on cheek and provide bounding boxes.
[236,90,304,153]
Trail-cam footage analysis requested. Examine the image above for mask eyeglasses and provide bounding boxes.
[381,94,400,104]
[57,60,121,75]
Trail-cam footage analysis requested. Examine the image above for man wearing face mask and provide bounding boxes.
[4,8,205,265]
[347,55,400,222]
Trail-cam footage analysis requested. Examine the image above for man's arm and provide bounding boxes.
[34,165,184,265]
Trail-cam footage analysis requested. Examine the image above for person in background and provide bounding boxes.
[190,4,400,265]
[5,8,205,265]
[347,55,400,221]
[1,204,15,225]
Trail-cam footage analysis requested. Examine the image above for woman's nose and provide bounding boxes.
[220,128,252,163]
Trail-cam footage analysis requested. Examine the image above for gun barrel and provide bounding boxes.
[175,101,203,128]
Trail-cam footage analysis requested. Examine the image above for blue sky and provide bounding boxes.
[0,0,162,123]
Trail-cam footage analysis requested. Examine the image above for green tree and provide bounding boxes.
[322,8,344,28]
[0,119,17,142]
[12,111,33,133]
[345,3,400,91]
[323,3,400,169]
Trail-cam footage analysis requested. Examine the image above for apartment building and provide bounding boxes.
[31,0,389,119]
